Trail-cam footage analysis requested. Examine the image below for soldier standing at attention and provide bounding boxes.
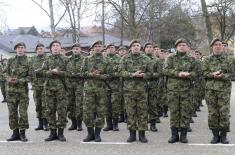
[66,43,85,131]
[164,39,197,143]
[144,42,160,132]
[5,42,30,142]
[81,41,108,142]
[37,40,68,142]
[120,40,151,143]
[30,43,49,131]
[103,43,121,132]
[203,39,233,144]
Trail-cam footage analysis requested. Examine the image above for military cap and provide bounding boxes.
[106,43,115,50]
[153,44,159,48]
[175,38,188,47]
[35,43,45,51]
[118,46,127,51]
[160,49,167,53]
[90,40,103,49]
[71,43,80,49]
[143,42,153,50]
[222,41,228,46]
[14,42,26,50]
[210,38,221,47]
[49,40,61,50]
[129,39,141,48]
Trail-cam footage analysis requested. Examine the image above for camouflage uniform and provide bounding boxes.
[0,63,6,102]
[81,52,108,129]
[39,54,68,130]
[164,50,197,143]
[104,53,121,131]
[30,54,48,128]
[5,55,30,130]
[66,54,85,130]
[146,53,161,130]
[120,53,150,131]
[203,54,233,132]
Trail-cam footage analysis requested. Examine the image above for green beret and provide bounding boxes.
[49,40,61,50]
[90,40,103,49]
[210,38,221,47]
[118,46,127,51]
[106,43,115,50]
[14,42,26,50]
[129,39,140,48]
[71,43,80,49]
[175,38,188,47]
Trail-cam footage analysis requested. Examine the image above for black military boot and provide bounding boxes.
[118,114,125,123]
[139,131,148,143]
[112,118,119,131]
[124,115,127,123]
[7,128,20,141]
[103,117,113,131]
[210,129,220,144]
[19,130,28,142]
[77,119,83,131]
[58,128,66,142]
[43,118,49,131]
[35,118,43,131]
[2,95,7,103]
[156,117,161,123]
[68,117,77,130]
[220,130,229,144]
[94,128,102,142]
[45,129,58,141]
[180,128,188,143]
[83,127,95,142]
[188,125,192,132]
[192,111,197,117]
[150,120,158,132]
[127,130,136,142]
[163,106,168,117]
[168,127,179,143]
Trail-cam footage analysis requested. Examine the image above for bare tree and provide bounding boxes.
[31,0,67,39]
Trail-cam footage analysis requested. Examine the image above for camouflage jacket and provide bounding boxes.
[164,52,197,92]
[0,63,6,82]
[81,53,108,92]
[66,54,85,89]
[5,55,30,93]
[203,54,234,92]
[105,53,121,91]
[29,54,47,88]
[37,54,67,91]
[120,53,151,92]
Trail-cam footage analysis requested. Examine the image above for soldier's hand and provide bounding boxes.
[211,71,221,77]
[8,78,17,85]
[214,73,224,79]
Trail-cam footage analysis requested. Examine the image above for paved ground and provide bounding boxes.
[0,83,235,155]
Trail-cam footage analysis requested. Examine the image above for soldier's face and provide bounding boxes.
[222,44,228,53]
[176,43,188,52]
[51,43,61,55]
[119,50,128,57]
[131,43,141,54]
[212,41,223,55]
[93,44,103,53]
[16,46,26,56]
[72,47,81,55]
[194,52,201,59]
[107,46,116,54]
[154,47,161,56]
[145,45,154,54]
[36,47,45,55]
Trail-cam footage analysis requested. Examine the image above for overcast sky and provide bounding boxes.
[0,0,97,32]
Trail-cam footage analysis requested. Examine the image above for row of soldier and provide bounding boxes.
[0,38,234,144]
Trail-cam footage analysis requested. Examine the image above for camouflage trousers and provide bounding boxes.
[67,86,83,121]
[106,91,121,119]
[7,91,29,130]
[83,91,107,128]
[125,91,148,131]
[0,81,6,97]
[205,89,230,131]
[148,88,158,121]
[167,90,192,128]
[45,87,68,129]
[33,86,46,119]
